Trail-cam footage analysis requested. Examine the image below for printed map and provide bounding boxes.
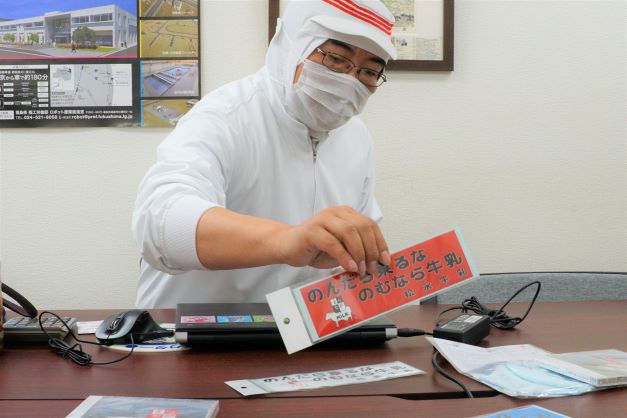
[50,64,132,107]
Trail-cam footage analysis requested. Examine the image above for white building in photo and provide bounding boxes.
[0,4,137,48]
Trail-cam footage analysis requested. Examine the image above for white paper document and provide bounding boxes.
[77,321,103,335]
[537,349,627,387]
[426,337,551,374]
[226,361,424,396]
[426,337,604,398]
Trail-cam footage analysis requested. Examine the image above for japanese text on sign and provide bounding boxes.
[297,229,475,339]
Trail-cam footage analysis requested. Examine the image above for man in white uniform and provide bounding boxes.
[133,0,398,308]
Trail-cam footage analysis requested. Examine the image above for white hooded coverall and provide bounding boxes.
[133,1,396,308]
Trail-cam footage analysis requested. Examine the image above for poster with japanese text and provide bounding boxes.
[382,0,444,61]
[0,0,200,127]
[267,229,480,354]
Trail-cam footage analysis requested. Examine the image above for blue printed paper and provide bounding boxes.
[474,404,571,418]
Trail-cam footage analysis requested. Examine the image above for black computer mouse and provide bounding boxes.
[95,309,173,345]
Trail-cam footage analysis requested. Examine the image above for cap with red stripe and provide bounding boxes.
[303,0,397,62]
[322,0,394,35]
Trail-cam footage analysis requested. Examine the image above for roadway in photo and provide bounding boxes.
[0,44,136,59]
[0,45,52,59]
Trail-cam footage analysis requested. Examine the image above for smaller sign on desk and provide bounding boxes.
[226,361,424,396]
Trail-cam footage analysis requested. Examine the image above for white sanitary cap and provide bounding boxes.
[287,0,396,62]
[266,0,397,100]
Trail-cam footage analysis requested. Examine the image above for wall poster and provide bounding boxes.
[381,0,451,66]
[0,0,200,128]
[268,0,453,71]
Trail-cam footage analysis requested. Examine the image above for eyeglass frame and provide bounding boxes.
[313,47,388,88]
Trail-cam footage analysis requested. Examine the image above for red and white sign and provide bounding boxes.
[267,229,480,354]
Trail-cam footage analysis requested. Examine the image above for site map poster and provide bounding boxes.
[0,0,200,128]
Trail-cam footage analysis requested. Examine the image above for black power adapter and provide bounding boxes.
[433,314,490,345]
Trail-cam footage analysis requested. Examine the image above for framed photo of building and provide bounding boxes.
[268,0,454,71]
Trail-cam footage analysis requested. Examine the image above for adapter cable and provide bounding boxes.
[39,311,135,366]
[397,328,432,337]
[435,281,542,330]
[431,281,543,398]
[396,327,475,398]
[432,351,473,398]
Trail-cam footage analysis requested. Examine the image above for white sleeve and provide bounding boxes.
[358,132,383,225]
[132,106,234,274]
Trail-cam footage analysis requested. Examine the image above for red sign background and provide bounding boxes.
[298,230,475,339]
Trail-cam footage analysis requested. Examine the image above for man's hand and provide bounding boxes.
[273,206,391,276]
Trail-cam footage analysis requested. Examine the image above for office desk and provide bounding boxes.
[0,301,625,403]
[2,390,627,418]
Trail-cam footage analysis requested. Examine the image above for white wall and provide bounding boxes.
[1,0,625,309]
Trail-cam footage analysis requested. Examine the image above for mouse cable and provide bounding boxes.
[435,281,542,330]
[39,311,135,366]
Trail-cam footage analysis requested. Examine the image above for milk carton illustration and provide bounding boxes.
[326,297,353,327]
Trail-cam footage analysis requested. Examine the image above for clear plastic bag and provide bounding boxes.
[469,360,599,398]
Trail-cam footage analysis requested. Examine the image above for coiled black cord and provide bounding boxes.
[39,311,135,366]
[430,281,542,398]
[435,281,542,329]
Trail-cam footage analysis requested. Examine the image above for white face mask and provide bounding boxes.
[285,60,372,133]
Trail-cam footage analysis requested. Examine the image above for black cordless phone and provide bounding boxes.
[4,315,78,344]
[2,283,78,344]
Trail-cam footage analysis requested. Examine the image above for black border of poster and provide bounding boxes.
[0,0,202,128]
[139,0,201,128]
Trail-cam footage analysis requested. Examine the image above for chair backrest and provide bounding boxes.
[427,272,627,304]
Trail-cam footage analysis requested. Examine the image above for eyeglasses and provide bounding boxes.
[314,48,387,88]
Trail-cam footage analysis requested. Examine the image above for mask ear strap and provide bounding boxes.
[2,282,38,318]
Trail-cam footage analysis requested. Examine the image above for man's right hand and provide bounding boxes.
[273,206,391,276]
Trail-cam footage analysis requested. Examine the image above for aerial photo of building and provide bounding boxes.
[140,19,198,58]
[141,0,198,18]
[142,99,190,127]
[142,60,199,97]
[0,4,137,57]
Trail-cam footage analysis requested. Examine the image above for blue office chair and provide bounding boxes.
[424,272,627,304]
